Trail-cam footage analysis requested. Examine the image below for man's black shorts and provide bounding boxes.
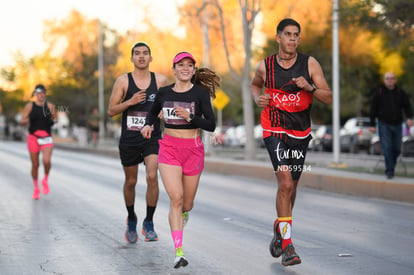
[264,136,309,181]
[119,138,159,167]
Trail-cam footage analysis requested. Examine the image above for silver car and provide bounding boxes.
[340,117,373,154]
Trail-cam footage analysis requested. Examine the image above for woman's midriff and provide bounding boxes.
[164,128,200,139]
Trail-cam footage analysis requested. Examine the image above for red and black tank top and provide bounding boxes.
[262,52,313,145]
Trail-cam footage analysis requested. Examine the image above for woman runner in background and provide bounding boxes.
[20,84,56,200]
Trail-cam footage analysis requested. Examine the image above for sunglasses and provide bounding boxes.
[35,88,45,93]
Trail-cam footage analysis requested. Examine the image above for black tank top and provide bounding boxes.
[120,72,161,144]
[28,102,53,135]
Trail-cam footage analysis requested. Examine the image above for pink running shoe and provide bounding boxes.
[42,178,49,195]
[32,187,40,200]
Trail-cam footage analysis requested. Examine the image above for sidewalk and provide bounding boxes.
[54,138,414,204]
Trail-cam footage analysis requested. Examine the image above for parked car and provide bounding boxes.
[211,125,230,146]
[223,126,237,147]
[308,124,321,150]
[254,124,265,148]
[369,134,382,155]
[340,117,373,153]
[402,135,414,157]
[0,115,6,140]
[369,123,414,156]
[224,125,246,147]
[402,125,414,157]
[11,113,25,141]
[312,125,333,152]
[235,125,246,147]
[224,125,264,148]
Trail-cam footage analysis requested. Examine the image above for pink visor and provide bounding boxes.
[173,52,196,65]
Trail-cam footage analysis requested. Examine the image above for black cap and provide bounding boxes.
[34,84,46,93]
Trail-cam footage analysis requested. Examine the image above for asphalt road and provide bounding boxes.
[1,141,414,275]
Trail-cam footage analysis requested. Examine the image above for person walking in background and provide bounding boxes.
[20,84,56,200]
[107,42,169,243]
[88,107,100,147]
[141,52,220,269]
[369,72,412,179]
[251,18,332,266]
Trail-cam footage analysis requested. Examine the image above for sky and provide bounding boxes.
[0,0,183,67]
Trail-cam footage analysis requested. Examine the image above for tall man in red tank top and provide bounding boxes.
[251,18,332,266]
[108,42,170,244]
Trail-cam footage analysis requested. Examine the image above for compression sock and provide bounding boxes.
[144,206,156,222]
[278,217,293,250]
[41,174,49,194]
[172,230,183,251]
[32,179,40,199]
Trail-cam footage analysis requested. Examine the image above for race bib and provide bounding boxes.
[162,101,193,125]
[162,107,190,120]
[37,136,53,145]
[126,111,147,131]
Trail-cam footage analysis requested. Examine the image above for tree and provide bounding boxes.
[41,10,122,127]
[180,0,261,159]
[0,88,25,124]
[342,0,414,110]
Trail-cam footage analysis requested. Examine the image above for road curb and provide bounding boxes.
[55,143,414,205]
[204,158,414,204]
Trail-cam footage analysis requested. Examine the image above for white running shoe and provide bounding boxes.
[174,247,188,268]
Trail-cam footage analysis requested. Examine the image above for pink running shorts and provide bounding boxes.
[27,130,53,153]
[158,134,205,176]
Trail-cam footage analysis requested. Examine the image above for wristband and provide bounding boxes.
[310,85,317,94]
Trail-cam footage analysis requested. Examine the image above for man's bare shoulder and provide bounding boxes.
[154,72,170,87]
[307,56,324,75]
[113,73,130,88]
[254,60,266,78]
[116,73,129,82]
[308,56,324,68]
[253,59,265,70]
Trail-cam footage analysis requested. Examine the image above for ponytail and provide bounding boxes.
[192,67,221,99]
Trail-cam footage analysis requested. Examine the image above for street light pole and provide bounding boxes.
[202,0,212,154]
[332,0,341,165]
[98,20,105,141]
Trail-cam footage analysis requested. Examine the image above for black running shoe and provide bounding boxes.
[269,222,282,258]
[281,244,302,266]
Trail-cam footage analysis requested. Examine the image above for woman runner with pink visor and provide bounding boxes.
[141,52,220,269]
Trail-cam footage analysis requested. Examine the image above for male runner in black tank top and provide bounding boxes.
[251,18,332,266]
[108,42,170,243]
